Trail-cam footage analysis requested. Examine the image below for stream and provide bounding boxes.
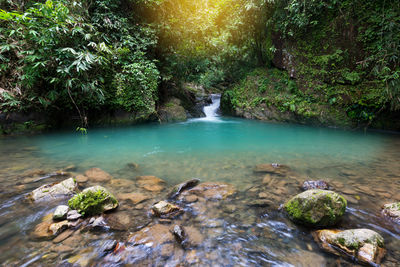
[0,95,399,266]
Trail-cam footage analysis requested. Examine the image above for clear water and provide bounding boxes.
[1,111,400,266]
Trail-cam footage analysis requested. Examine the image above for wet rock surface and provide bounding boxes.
[382,202,400,224]
[302,180,330,191]
[27,177,78,202]
[136,175,166,192]
[151,201,183,218]
[313,229,386,266]
[284,189,347,227]
[84,168,113,183]
[2,153,400,267]
[53,205,69,220]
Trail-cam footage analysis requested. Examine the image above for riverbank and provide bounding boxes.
[221,68,400,131]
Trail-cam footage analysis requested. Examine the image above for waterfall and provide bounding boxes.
[202,94,221,121]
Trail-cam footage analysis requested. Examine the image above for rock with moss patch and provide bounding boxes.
[68,186,118,216]
[27,178,78,202]
[382,202,400,224]
[284,189,347,227]
[313,229,385,266]
[159,98,187,122]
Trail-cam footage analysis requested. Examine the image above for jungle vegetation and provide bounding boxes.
[0,0,399,129]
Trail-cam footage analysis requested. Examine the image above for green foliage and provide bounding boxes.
[68,188,117,216]
[0,0,159,126]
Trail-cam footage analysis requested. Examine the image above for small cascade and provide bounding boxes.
[202,94,221,121]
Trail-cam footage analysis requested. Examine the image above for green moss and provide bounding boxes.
[68,188,118,216]
[284,190,347,227]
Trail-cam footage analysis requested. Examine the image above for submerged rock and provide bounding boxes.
[179,182,236,200]
[118,192,149,205]
[302,180,330,191]
[31,220,70,240]
[53,205,69,220]
[313,229,385,266]
[84,168,113,183]
[253,163,289,175]
[127,162,139,170]
[168,178,201,199]
[128,224,174,248]
[27,177,77,202]
[68,185,118,216]
[152,201,183,218]
[284,189,347,227]
[382,202,400,224]
[136,175,166,192]
[75,174,88,184]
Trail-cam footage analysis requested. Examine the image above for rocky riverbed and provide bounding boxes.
[0,158,399,266]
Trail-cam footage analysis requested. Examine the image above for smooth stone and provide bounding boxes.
[27,178,78,202]
[284,189,347,227]
[67,210,82,221]
[109,179,136,189]
[184,226,204,247]
[172,225,186,244]
[127,162,139,170]
[53,205,69,220]
[105,212,131,231]
[183,195,198,203]
[152,201,183,218]
[253,163,289,175]
[90,216,109,230]
[313,229,385,266]
[49,220,70,236]
[128,224,174,248]
[302,180,330,191]
[136,176,166,192]
[52,229,75,243]
[168,178,201,199]
[31,221,53,240]
[75,175,88,183]
[84,168,113,183]
[117,192,149,205]
[179,182,236,200]
[382,202,400,224]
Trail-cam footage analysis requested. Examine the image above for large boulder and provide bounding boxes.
[84,168,113,183]
[313,229,385,266]
[381,202,400,224]
[27,178,77,202]
[159,98,187,122]
[68,186,118,216]
[284,189,347,227]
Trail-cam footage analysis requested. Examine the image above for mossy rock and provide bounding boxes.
[314,229,385,266]
[284,189,347,227]
[68,186,118,216]
[382,202,400,223]
[159,98,187,122]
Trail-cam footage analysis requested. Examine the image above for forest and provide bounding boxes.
[1,1,400,266]
[0,0,399,133]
